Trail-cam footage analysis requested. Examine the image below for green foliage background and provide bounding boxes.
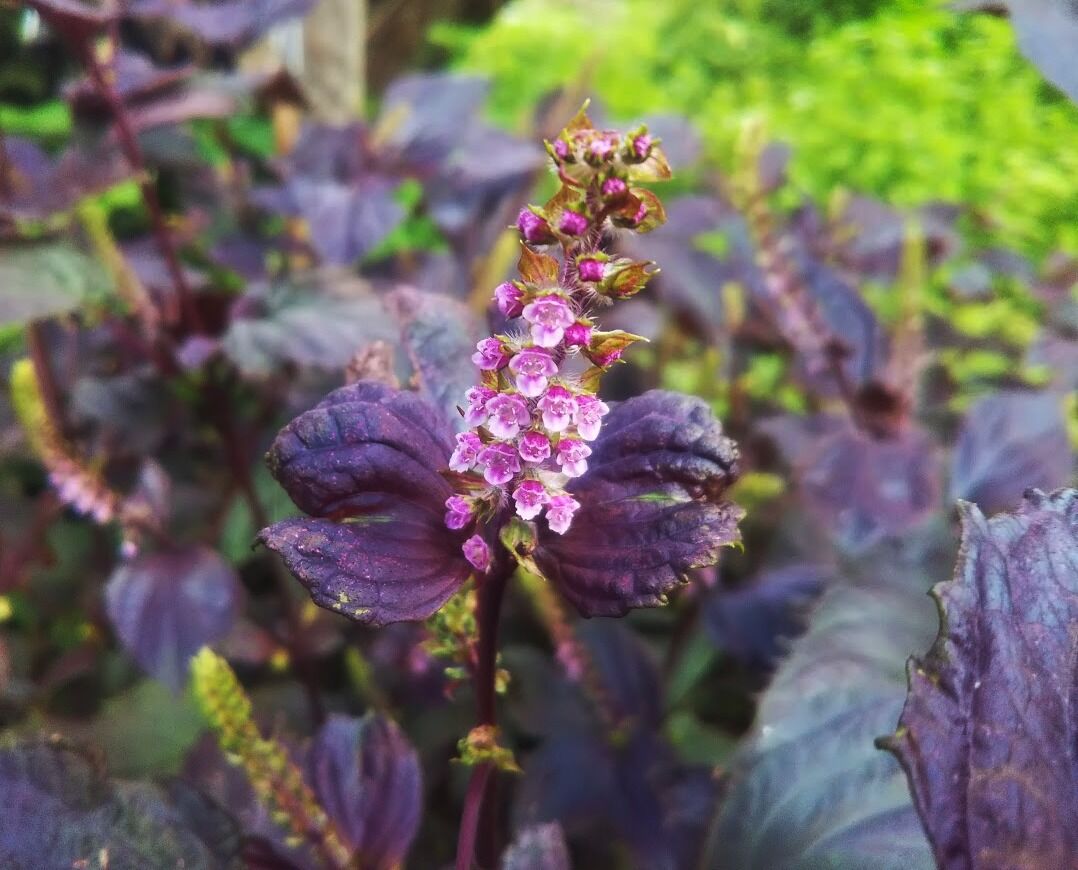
[432,0,1078,260]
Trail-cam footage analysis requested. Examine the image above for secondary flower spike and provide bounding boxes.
[444,107,675,560]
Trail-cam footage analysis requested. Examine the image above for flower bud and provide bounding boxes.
[577,257,606,283]
[472,337,510,371]
[517,208,555,244]
[558,211,588,237]
[444,495,475,530]
[564,321,593,347]
[494,281,524,318]
[601,176,628,198]
[462,534,492,572]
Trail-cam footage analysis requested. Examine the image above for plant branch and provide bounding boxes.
[455,550,512,870]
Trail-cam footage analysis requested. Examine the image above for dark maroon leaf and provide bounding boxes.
[703,563,826,668]
[127,0,316,52]
[0,737,241,868]
[306,714,421,868]
[64,49,194,119]
[25,0,115,45]
[882,488,1078,869]
[501,823,571,870]
[706,527,947,869]
[771,415,941,553]
[260,382,471,625]
[536,391,742,617]
[384,285,483,431]
[949,390,1072,515]
[105,546,244,691]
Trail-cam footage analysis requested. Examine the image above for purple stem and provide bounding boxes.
[455,550,512,870]
[78,44,204,333]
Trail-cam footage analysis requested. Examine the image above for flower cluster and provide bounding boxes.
[444,107,671,571]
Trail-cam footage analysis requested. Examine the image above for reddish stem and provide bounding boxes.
[78,44,204,333]
[455,552,512,870]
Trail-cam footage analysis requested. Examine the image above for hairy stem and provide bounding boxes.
[455,552,512,870]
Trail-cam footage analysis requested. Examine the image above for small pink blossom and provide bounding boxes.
[449,432,482,472]
[463,534,491,572]
[494,281,524,318]
[538,385,577,433]
[523,294,576,348]
[463,386,496,427]
[632,133,652,160]
[573,394,609,441]
[564,322,593,347]
[517,209,554,244]
[476,441,521,486]
[589,136,614,161]
[509,348,557,398]
[546,493,581,535]
[472,337,510,371]
[630,201,648,226]
[601,177,627,197]
[577,258,605,283]
[444,495,474,530]
[556,438,591,478]
[512,479,549,521]
[552,138,570,160]
[518,430,552,464]
[592,348,623,368]
[485,393,532,440]
[559,211,588,236]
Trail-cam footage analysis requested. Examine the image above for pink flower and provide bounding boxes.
[472,337,510,371]
[589,136,614,161]
[523,294,576,348]
[552,138,570,160]
[444,495,474,530]
[556,437,591,478]
[494,281,524,318]
[517,209,554,244]
[546,493,581,534]
[518,430,552,464]
[592,348,622,368]
[632,133,652,160]
[564,322,593,347]
[463,534,491,572]
[538,385,577,432]
[559,211,588,236]
[449,432,483,472]
[485,393,531,439]
[476,441,521,486]
[573,394,609,441]
[512,479,549,521]
[464,386,496,427]
[509,348,557,398]
[601,177,627,198]
[577,258,605,283]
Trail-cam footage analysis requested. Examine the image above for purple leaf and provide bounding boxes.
[260,382,471,625]
[375,74,488,168]
[706,528,946,869]
[536,391,742,617]
[949,390,1071,515]
[306,714,421,868]
[0,737,241,867]
[126,0,316,52]
[775,416,941,553]
[501,823,571,870]
[220,272,395,377]
[384,285,483,432]
[882,489,1078,869]
[105,547,244,691]
[703,563,826,668]
[64,49,194,118]
[25,0,115,44]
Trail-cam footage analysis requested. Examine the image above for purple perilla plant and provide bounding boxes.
[258,106,744,869]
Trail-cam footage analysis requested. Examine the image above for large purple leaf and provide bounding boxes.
[375,74,488,168]
[105,546,244,691]
[536,391,742,617]
[882,488,1078,869]
[705,526,946,869]
[949,390,1072,515]
[0,737,241,868]
[260,382,471,625]
[306,714,421,869]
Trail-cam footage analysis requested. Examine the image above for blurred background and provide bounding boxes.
[0,1,1075,868]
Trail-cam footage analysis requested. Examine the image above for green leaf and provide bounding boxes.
[0,242,111,325]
